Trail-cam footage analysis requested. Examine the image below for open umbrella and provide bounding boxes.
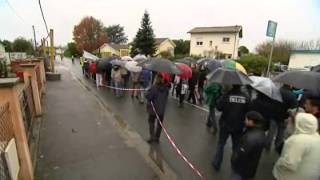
[207,68,253,85]
[133,54,147,62]
[175,63,192,79]
[110,59,125,66]
[206,60,223,72]
[223,59,247,74]
[311,65,320,72]
[176,57,195,66]
[141,58,181,74]
[122,56,133,61]
[125,61,142,72]
[197,58,213,66]
[273,71,320,94]
[250,76,283,102]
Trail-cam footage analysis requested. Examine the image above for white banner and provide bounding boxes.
[83,51,99,61]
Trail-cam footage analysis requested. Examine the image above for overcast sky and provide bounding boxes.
[1,0,320,51]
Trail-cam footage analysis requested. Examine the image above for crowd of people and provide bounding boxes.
[77,55,320,180]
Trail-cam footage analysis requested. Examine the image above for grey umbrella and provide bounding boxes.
[206,60,223,72]
[197,58,214,66]
[176,57,195,66]
[97,58,113,71]
[140,58,181,74]
[110,59,125,66]
[207,68,253,85]
[250,76,283,102]
[273,70,320,94]
[311,65,320,72]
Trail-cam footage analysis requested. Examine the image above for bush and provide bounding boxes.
[238,54,270,76]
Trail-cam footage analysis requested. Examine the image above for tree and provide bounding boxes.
[103,24,128,44]
[73,16,108,53]
[238,46,249,57]
[173,39,190,56]
[255,40,295,65]
[12,37,34,55]
[0,40,13,52]
[64,42,81,57]
[238,54,269,76]
[131,11,156,57]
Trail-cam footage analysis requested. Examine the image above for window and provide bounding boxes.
[209,41,213,46]
[196,41,203,46]
[222,37,230,42]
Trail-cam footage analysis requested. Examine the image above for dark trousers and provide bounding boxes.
[266,120,285,151]
[187,86,196,104]
[198,86,204,103]
[148,114,164,140]
[206,106,217,130]
[213,127,241,169]
[179,94,185,106]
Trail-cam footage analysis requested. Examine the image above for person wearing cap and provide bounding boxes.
[145,73,170,144]
[231,111,267,180]
[273,113,320,180]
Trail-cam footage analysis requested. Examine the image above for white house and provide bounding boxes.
[288,50,320,71]
[155,38,176,57]
[188,26,242,59]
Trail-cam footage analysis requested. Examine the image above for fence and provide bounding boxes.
[0,102,14,180]
[19,80,35,141]
[35,65,42,94]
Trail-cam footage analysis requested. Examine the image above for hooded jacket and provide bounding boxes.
[146,84,169,116]
[273,113,320,180]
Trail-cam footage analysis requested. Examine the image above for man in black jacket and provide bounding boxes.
[212,85,249,171]
[146,74,169,144]
[187,64,199,104]
[231,111,267,180]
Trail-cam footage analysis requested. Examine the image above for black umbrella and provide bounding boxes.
[176,57,195,66]
[206,60,223,72]
[206,68,253,85]
[273,70,320,94]
[311,65,320,72]
[197,58,214,66]
[140,58,181,74]
[96,57,114,71]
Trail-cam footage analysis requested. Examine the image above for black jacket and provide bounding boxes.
[276,87,298,121]
[146,84,169,116]
[217,89,249,132]
[231,127,266,178]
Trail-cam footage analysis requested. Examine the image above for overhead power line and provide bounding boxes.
[5,0,30,26]
[38,0,49,35]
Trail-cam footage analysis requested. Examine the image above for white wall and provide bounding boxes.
[190,32,240,59]
[288,53,320,70]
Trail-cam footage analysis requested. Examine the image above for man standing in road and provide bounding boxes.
[146,73,170,144]
[212,85,249,171]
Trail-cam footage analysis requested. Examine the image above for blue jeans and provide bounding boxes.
[212,127,241,169]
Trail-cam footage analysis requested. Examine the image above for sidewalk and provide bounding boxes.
[35,65,159,180]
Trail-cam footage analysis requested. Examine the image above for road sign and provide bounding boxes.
[266,20,277,37]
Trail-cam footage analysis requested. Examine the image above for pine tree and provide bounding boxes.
[131,11,156,57]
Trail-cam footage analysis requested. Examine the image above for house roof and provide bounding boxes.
[108,43,129,50]
[291,50,320,54]
[155,38,168,45]
[188,26,243,37]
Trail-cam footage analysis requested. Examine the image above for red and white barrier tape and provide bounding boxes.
[101,84,147,91]
[151,102,205,180]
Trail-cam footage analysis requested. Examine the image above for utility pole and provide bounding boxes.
[49,29,55,72]
[32,25,37,53]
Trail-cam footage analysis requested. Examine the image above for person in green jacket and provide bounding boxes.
[205,83,222,134]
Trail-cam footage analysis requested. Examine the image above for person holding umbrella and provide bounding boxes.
[187,64,199,104]
[204,82,222,134]
[146,73,170,143]
[207,68,252,171]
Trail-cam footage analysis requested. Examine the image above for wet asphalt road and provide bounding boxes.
[64,59,277,180]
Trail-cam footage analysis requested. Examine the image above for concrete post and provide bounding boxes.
[31,59,46,93]
[20,64,42,116]
[0,78,34,180]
